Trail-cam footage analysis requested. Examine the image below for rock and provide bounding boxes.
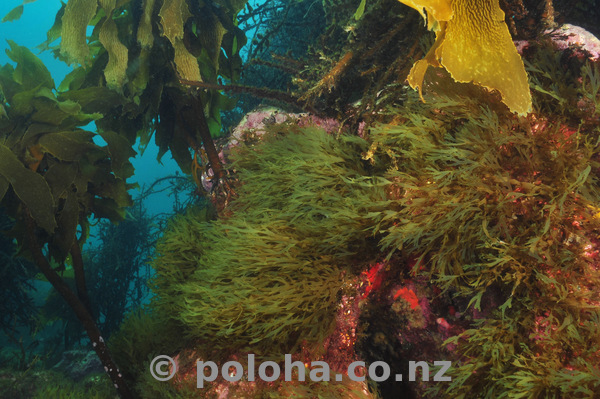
[547,24,600,61]
[202,106,342,192]
[515,24,600,62]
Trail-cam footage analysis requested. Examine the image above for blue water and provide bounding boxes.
[0,1,69,82]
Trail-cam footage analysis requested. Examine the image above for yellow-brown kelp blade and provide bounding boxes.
[400,0,452,30]
[60,0,98,65]
[98,0,129,90]
[159,0,202,82]
[399,0,532,116]
[406,22,446,100]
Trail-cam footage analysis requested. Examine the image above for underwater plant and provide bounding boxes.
[38,199,157,350]
[86,201,156,338]
[364,51,600,396]
[151,124,387,356]
[0,211,40,371]
[219,0,328,131]
[0,368,116,399]
[20,0,252,192]
[0,0,269,395]
[108,307,184,388]
[0,40,137,396]
[107,121,389,397]
[398,0,532,115]
[30,370,117,399]
[2,0,599,397]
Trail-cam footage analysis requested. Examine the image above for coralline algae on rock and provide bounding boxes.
[547,24,600,61]
[202,107,341,192]
[515,24,600,62]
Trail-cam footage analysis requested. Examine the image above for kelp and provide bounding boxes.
[0,42,134,260]
[1,4,24,23]
[0,44,136,397]
[60,0,98,65]
[398,0,532,115]
[137,0,156,48]
[158,0,201,82]
[0,144,56,234]
[97,0,129,90]
[39,0,248,174]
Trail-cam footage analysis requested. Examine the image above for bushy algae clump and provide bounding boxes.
[365,58,600,396]
[151,124,387,357]
[113,41,600,398]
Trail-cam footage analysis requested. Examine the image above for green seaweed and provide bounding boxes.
[365,60,600,396]
[109,308,184,383]
[0,369,116,399]
[151,125,387,356]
